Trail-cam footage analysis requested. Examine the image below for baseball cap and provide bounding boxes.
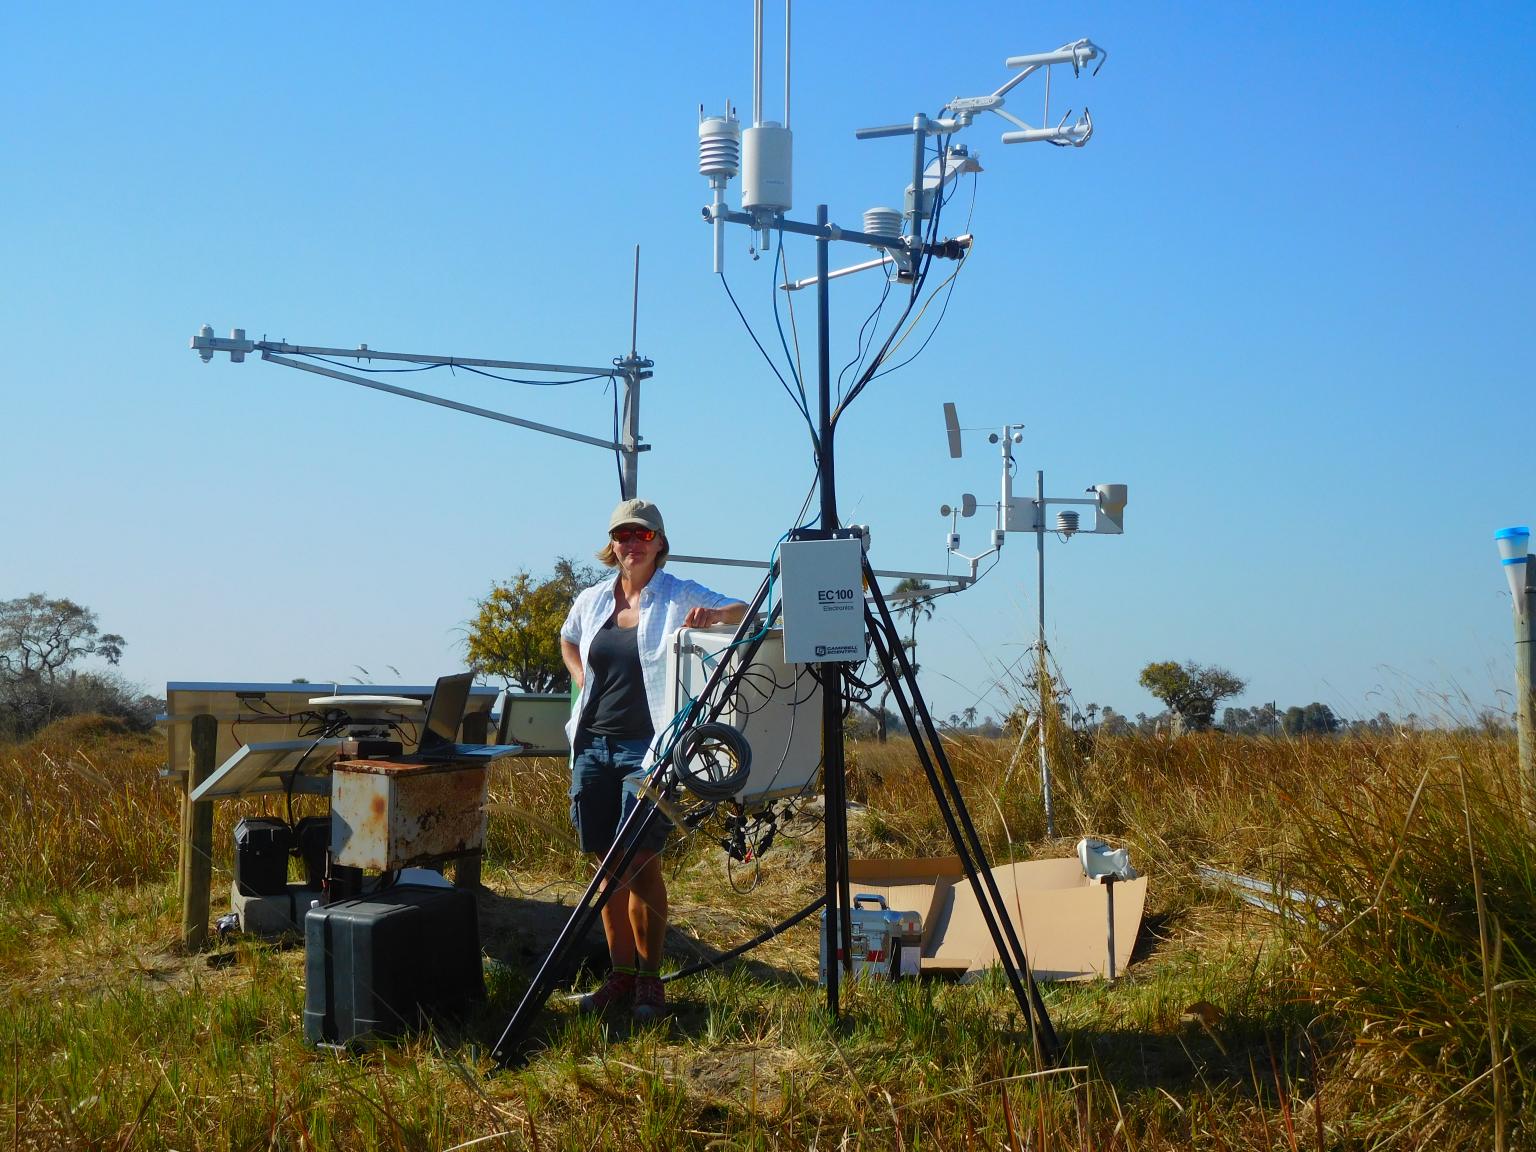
[609,498,665,537]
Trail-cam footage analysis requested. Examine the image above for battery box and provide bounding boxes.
[233,817,291,897]
[818,893,923,984]
[303,884,484,1046]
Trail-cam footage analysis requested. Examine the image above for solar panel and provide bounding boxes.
[189,738,345,802]
[159,680,500,791]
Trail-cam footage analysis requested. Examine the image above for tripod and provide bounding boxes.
[489,551,1056,1063]
[493,203,1056,1065]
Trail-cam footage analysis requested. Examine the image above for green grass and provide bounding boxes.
[2,718,1533,1149]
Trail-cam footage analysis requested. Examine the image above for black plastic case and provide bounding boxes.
[303,884,484,1046]
[233,817,291,897]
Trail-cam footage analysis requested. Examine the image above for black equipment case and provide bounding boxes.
[303,884,484,1046]
[233,817,291,897]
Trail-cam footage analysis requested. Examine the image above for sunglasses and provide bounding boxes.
[610,526,657,543]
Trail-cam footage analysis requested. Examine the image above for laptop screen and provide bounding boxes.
[420,672,474,751]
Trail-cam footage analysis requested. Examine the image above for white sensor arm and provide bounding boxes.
[942,38,1104,147]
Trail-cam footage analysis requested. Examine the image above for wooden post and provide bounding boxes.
[180,714,217,949]
[1517,562,1535,825]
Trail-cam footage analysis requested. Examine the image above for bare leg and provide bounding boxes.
[625,850,668,972]
[593,859,637,970]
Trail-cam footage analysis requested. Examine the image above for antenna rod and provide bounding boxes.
[753,0,763,125]
[630,244,640,358]
[784,0,791,128]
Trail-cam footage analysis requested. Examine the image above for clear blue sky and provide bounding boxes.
[3,2,1532,726]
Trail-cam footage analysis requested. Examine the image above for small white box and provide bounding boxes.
[665,626,823,810]
[779,537,866,664]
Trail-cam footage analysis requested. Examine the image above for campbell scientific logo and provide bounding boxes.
[814,643,860,658]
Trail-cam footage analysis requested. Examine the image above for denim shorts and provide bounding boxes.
[569,734,671,855]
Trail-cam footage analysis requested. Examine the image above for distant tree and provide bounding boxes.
[962,705,978,728]
[1098,706,1132,736]
[1137,661,1247,732]
[862,578,936,742]
[466,558,598,693]
[0,594,124,682]
[845,708,879,741]
[1220,704,1280,736]
[1282,702,1341,736]
[893,578,936,649]
[0,594,146,740]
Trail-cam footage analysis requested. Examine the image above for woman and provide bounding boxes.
[560,498,747,1020]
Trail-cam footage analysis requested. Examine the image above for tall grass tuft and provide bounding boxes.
[1283,731,1535,1148]
[0,714,175,900]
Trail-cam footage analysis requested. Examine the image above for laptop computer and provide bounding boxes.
[410,672,522,762]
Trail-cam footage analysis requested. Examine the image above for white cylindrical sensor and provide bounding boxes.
[1095,484,1128,519]
[742,122,793,213]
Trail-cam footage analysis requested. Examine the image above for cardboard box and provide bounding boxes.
[847,854,1146,982]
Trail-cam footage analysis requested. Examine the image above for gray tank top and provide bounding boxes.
[583,616,653,739]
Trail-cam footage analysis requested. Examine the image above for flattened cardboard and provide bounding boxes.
[847,854,1146,982]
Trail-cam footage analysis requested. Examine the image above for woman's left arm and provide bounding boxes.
[683,600,748,628]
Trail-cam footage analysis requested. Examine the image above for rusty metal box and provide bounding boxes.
[330,759,489,870]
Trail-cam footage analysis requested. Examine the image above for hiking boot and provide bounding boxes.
[632,974,666,1022]
[576,970,634,1014]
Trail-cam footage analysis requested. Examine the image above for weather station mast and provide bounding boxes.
[939,404,1129,838]
[493,8,1110,1063]
[688,1,1108,1048]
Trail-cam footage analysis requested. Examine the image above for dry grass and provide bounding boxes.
[1,716,1532,1149]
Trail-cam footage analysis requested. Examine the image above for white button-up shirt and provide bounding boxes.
[561,569,735,765]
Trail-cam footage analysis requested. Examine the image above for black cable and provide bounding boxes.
[772,222,810,420]
[299,353,609,387]
[719,274,819,449]
[867,172,976,383]
[836,271,893,406]
[281,731,332,835]
[661,894,826,984]
[833,132,955,423]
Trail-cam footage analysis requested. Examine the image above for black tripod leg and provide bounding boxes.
[820,662,843,1016]
[864,573,1059,1063]
[492,793,668,1061]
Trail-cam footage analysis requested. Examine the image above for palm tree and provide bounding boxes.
[893,578,935,651]
[865,578,936,742]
